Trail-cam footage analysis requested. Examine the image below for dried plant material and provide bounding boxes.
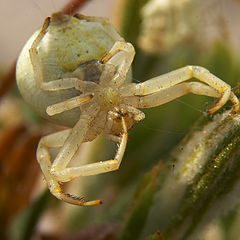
[0,97,24,127]
[39,223,118,240]
[61,0,92,15]
[0,124,41,237]
[0,61,16,100]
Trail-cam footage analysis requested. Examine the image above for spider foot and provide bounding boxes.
[49,181,102,206]
[207,103,222,115]
[207,91,239,115]
[62,192,103,206]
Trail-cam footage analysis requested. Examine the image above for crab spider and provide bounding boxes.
[16,12,239,206]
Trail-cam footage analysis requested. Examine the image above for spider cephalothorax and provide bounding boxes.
[16,12,239,206]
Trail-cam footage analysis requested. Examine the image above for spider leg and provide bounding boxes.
[123,82,221,109]
[101,41,135,86]
[51,117,92,169]
[29,16,99,93]
[50,117,127,183]
[28,16,51,91]
[122,66,239,113]
[46,93,93,116]
[105,133,120,143]
[37,116,102,206]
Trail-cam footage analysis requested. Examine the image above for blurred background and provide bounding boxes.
[1,0,240,239]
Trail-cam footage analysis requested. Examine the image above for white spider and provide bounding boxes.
[16,12,239,206]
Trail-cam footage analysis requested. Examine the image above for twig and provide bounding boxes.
[61,0,92,15]
[0,60,16,100]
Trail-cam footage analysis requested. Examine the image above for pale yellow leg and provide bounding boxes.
[51,117,91,169]
[28,17,51,91]
[37,124,102,206]
[29,16,99,93]
[51,118,127,182]
[46,94,93,116]
[101,41,135,86]
[123,82,220,109]
[29,16,77,91]
[121,66,239,113]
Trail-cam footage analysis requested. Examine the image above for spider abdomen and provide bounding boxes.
[16,13,124,127]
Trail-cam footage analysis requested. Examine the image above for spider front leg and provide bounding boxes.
[29,16,52,91]
[29,16,99,94]
[37,116,102,206]
[46,94,93,116]
[101,41,135,86]
[50,117,127,183]
[29,17,82,91]
[122,66,239,113]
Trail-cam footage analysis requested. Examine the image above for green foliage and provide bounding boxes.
[120,0,150,44]
[10,190,50,240]
[6,1,240,240]
[120,164,161,240]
